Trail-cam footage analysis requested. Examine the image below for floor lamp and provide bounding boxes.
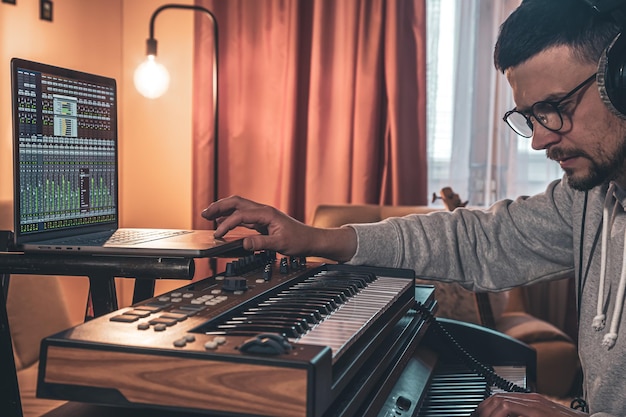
[134,3,219,207]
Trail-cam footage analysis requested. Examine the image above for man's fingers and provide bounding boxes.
[213,211,251,237]
[213,207,277,238]
[243,235,273,251]
[202,195,259,220]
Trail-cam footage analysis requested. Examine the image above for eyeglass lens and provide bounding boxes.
[506,102,563,138]
[506,111,533,137]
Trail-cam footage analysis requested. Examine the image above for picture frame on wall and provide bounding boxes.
[40,0,52,21]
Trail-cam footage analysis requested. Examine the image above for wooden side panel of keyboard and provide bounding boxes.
[44,346,310,417]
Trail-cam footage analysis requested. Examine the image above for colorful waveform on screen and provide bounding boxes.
[20,169,115,220]
[18,137,116,226]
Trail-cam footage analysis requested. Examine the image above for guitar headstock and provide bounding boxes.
[432,186,468,211]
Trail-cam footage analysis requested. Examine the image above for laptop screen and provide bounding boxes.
[11,58,119,244]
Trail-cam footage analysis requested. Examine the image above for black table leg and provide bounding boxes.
[87,275,118,319]
[1,276,23,417]
[132,278,156,305]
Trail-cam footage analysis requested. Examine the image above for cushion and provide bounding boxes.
[496,311,573,343]
[7,275,73,369]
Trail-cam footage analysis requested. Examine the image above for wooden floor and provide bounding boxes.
[18,365,66,417]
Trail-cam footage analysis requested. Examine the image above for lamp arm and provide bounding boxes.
[147,4,218,54]
[145,3,218,116]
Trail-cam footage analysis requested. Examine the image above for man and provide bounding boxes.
[203,1,626,415]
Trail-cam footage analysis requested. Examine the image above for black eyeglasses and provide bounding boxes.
[503,74,596,138]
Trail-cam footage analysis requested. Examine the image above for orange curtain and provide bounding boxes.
[192,0,427,226]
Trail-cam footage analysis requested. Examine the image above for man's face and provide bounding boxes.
[506,45,626,191]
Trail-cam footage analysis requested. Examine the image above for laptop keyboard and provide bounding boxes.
[107,229,193,245]
[37,229,194,246]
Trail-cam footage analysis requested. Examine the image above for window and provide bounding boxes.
[426,0,562,206]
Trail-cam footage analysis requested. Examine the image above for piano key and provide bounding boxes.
[215,323,301,338]
[225,317,310,334]
[265,295,337,312]
[247,306,323,322]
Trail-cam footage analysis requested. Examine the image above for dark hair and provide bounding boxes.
[494,0,621,73]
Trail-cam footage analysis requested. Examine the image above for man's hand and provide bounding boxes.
[472,393,587,416]
[202,195,357,261]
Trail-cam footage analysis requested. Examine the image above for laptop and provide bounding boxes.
[10,58,246,257]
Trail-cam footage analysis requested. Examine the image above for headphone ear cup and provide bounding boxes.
[597,32,626,119]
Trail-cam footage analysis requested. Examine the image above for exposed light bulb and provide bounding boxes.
[134,55,170,99]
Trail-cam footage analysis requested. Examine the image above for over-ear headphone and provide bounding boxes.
[582,0,626,117]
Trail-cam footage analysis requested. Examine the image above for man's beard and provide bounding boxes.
[552,139,626,191]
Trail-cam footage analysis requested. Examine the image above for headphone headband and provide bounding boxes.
[584,0,626,117]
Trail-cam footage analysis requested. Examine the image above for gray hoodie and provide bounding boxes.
[346,176,624,417]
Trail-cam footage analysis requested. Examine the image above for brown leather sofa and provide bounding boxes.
[311,203,581,398]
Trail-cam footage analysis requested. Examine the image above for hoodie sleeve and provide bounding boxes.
[346,178,577,292]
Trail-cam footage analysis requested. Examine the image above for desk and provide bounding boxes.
[0,240,195,417]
